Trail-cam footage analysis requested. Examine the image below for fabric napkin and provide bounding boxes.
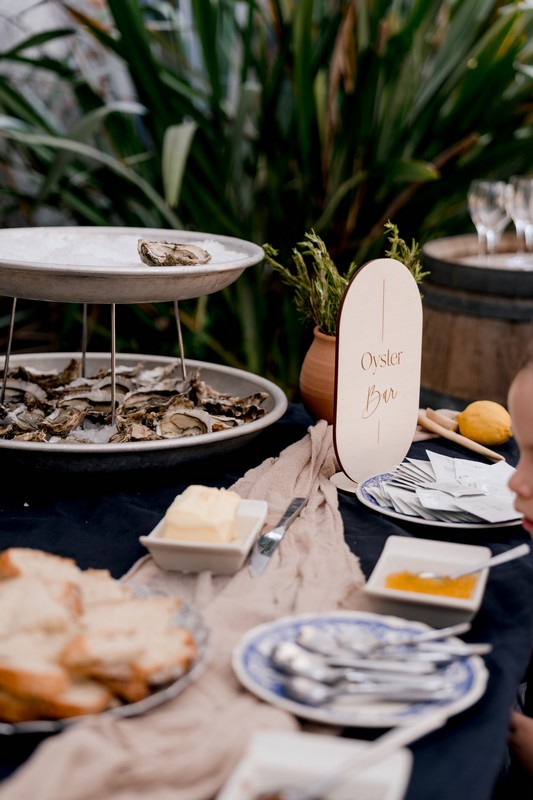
[0,420,368,800]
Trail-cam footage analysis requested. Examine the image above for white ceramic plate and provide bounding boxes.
[139,498,268,574]
[215,729,412,800]
[356,472,521,530]
[0,596,210,736]
[232,610,488,728]
[0,226,264,303]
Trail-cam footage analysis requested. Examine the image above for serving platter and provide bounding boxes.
[356,472,521,530]
[0,226,264,303]
[0,352,287,472]
[232,610,488,728]
[0,597,210,736]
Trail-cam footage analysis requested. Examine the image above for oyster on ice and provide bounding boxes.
[0,360,268,445]
[137,240,212,267]
[156,408,213,438]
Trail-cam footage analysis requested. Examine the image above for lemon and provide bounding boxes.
[456,400,512,446]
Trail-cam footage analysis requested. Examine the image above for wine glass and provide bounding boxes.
[467,180,511,257]
[506,176,533,252]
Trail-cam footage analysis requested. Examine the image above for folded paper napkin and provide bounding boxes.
[0,420,368,800]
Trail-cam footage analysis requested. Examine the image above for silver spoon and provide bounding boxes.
[283,675,456,705]
[418,542,530,580]
[270,641,438,684]
[265,708,448,800]
[298,621,471,658]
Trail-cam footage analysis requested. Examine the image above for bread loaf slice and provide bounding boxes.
[0,546,198,723]
[76,570,133,608]
[60,626,196,697]
[36,678,115,720]
[0,678,115,722]
[81,595,182,635]
[0,547,133,616]
[0,631,72,701]
[0,577,79,638]
[0,687,43,723]
[0,548,81,583]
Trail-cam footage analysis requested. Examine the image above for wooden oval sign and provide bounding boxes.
[333,258,423,484]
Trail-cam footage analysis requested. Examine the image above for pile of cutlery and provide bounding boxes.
[268,621,492,706]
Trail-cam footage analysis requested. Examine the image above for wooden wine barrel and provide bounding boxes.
[420,233,533,409]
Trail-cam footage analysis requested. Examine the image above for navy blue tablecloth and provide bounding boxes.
[1,403,532,800]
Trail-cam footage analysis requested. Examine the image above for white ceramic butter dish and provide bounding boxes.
[139,499,268,574]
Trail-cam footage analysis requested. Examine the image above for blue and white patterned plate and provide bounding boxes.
[232,610,488,727]
[357,472,521,530]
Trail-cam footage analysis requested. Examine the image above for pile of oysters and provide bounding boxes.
[0,359,268,444]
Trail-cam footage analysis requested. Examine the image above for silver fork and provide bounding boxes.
[248,497,308,577]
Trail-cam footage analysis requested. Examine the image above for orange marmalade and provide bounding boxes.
[385,571,477,599]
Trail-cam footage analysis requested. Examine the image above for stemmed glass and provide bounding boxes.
[506,176,533,252]
[467,180,510,257]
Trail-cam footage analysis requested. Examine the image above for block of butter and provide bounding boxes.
[159,485,241,543]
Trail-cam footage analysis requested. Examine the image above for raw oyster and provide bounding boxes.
[40,407,87,436]
[0,360,268,445]
[3,378,48,406]
[137,240,212,267]
[156,408,213,438]
[7,405,46,432]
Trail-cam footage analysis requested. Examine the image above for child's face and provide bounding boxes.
[508,366,533,537]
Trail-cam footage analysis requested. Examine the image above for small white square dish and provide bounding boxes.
[363,535,491,627]
[215,729,412,800]
[139,499,268,574]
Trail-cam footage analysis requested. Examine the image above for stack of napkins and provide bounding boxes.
[366,451,519,524]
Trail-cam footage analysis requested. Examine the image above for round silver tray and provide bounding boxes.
[0,226,264,303]
[0,352,288,472]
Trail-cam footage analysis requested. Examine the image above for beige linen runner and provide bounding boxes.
[0,420,367,800]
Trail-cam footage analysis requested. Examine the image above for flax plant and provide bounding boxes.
[0,0,533,395]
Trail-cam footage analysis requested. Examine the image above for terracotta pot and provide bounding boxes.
[299,326,336,424]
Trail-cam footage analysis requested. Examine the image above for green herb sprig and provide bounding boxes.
[264,222,428,337]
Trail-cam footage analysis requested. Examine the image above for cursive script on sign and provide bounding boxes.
[362,383,398,419]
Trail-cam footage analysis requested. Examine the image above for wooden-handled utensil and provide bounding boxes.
[417,410,505,462]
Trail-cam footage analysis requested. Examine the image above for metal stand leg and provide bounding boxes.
[110,303,116,427]
[1,297,17,405]
[81,303,88,378]
[174,300,187,379]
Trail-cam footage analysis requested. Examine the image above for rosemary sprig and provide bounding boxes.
[263,223,428,336]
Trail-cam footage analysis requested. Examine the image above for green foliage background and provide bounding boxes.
[1,0,533,397]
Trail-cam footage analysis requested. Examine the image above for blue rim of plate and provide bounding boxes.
[232,610,488,728]
[356,472,521,530]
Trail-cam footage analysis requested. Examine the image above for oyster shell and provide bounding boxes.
[7,405,46,432]
[0,359,268,444]
[40,407,87,437]
[110,419,159,442]
[137,240,212,267]
[156,408,213,438]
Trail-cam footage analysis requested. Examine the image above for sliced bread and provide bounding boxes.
[0,631,73,701]
[0,548,81,583]
[60,626,196,693]
[81,595,182,635]
[36,678,115,720]
[0,577,79,639]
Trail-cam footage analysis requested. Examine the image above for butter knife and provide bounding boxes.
[248,497,308,577]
